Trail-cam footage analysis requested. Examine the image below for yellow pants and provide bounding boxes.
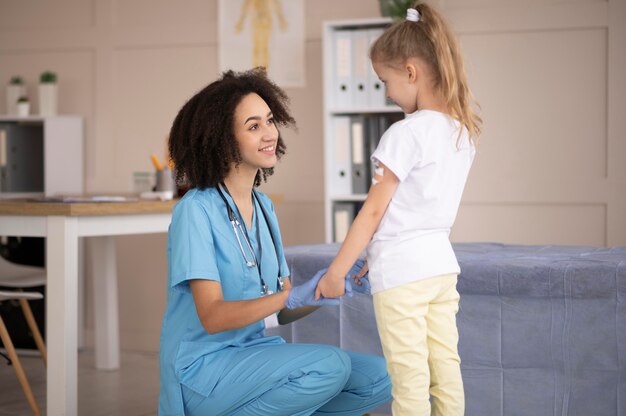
[373,273,464,416]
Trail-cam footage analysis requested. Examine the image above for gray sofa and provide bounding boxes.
[268,242,626,416]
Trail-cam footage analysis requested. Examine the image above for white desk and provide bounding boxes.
[0,199,176,416]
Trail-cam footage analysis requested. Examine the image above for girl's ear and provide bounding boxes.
[405,63,418,83]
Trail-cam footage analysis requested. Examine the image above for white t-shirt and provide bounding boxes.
[367,109,475,293]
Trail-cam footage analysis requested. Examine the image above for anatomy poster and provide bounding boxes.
[219,0,305,87]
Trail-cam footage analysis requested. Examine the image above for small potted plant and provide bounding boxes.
[16,96,30,117]
[6,76,26,116]
[379,0,415,20]
[38,70,58,116]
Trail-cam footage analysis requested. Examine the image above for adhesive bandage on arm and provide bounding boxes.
[371,160,385,186]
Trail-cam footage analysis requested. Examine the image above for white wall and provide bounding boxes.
[0,0,624,352]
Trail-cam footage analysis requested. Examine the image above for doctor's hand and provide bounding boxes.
[285,268,340,310]
[345,258,371,296]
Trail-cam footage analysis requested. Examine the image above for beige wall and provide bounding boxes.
[1,0,624,352]
[447,0,626,248]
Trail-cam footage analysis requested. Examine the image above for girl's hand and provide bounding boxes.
[352,258,369,286]
[314,272,345,300]
[345,258,371,296]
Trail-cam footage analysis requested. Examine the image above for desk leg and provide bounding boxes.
[92,236,120,370]
[46,216,79,416]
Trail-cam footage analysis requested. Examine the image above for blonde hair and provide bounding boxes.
[370,1,482,143]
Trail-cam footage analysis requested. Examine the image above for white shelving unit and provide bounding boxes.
[322,18,404,243]
[0,115,85,350]
[0,116,84,198]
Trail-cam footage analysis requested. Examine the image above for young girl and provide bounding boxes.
[159,69,392,416]
[316,3,481,415]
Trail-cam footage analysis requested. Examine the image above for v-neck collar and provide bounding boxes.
[221,186,256,232]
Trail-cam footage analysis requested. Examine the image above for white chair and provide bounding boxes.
[0,273,47,366]
[0,239,47,416]
[0,236,47,366]
[0,290,45,416]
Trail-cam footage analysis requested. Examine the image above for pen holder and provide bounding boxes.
[155,169,175,193]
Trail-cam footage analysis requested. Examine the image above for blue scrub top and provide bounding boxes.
[158,188,290,416]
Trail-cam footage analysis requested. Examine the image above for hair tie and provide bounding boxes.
[406,8,420,22]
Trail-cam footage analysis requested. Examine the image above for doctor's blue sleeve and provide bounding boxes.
[169,199,221,292]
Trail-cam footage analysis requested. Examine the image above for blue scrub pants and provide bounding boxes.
[181,343,392,416]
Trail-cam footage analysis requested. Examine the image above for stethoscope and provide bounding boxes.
[216,183,284,296]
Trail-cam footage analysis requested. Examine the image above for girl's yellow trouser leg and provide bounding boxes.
[373,273,464,416]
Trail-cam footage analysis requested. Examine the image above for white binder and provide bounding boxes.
[330,116,352,196]
[351,30,370,107]
[350,116,368,194]
[333,202,354,243]
[367,28,386,107]
[333,30,353,108]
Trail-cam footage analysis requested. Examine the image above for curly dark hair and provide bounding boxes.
[168,68,296,189]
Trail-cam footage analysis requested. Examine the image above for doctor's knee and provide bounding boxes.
[317,346,352,391]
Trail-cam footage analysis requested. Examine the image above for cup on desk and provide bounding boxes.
[155,169,175,193]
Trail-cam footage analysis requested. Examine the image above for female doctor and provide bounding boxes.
[159,69,392,416]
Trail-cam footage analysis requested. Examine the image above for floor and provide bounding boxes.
[0,349,159,416]
[0,349,390,415]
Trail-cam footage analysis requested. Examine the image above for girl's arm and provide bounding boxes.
[190,279,291,334]
[316,161,399,299]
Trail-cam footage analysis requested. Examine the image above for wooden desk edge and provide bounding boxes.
[0,199,178,216]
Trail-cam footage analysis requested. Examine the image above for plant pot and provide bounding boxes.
[6,84,26,115]
[16,102,30,117]
[38,83,58,116]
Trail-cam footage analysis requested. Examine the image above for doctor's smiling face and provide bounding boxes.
[233,92,279,174]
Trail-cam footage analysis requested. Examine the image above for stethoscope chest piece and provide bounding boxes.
[261,284,273,297]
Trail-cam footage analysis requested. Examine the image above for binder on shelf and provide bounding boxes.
[366,117,380,183]
[365,114,405,181]
[379,113,403,136]
[0,122,44,193]
[333,30,353,108]
[350,116,368,194]
[351,30,370,107]
[333,202,354,243]
[330,116,352,196]
[367,28,386,107]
